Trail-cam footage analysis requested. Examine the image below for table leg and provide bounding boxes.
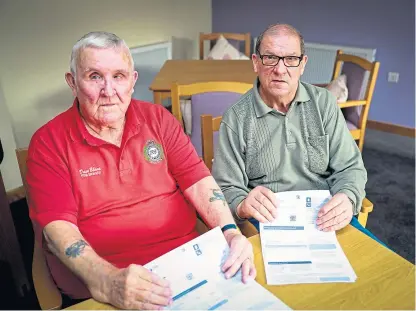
[153,92,163,105]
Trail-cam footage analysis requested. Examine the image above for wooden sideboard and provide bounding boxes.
[0,139,30,296]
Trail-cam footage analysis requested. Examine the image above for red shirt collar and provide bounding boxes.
[69,98,142,146]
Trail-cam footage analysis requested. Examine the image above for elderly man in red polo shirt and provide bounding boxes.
[26,31,255,310]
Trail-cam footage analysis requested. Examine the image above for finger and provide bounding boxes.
[322,213,351,232]
[135,300,168,311]
[139,289,172,307]
[249,202,269,223]
[224,253,245,279]
[253,196,274,222]
[319,211,347,230]
[318,196,343,217]
[136,266,170,288]
[316,203,345,225]
[241,259,256,284]
[259,187,279,210]
[260,195,278,219]
[249,263,257,280]
[138,280,173,298]
[222,245,243,272]
[241,258,251,283]
[252,210,269,223]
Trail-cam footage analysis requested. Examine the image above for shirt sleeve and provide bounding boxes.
[26,135,79,240]
[211,112,250,223]
[159,106,211,192]
[323,90,368,215]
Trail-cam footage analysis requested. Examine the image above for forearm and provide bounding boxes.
[184,176,239,239]
[43,220,117,302]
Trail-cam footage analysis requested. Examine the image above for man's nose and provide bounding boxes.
[101,79,115,96]
[273,58,287,74]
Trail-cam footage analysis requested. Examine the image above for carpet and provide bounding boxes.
[362,145,415,263]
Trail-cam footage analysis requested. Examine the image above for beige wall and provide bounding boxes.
[0,0,212,191]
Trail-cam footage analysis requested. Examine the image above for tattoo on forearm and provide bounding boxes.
[209,189,226,206]
[65,240,89,258]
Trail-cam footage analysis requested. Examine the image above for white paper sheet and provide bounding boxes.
[144,227,291,310]
[260,190,357,285]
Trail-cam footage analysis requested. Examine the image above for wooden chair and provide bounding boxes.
[171,81,252,157]
[15,148,62,310]
[199,32,251,60]
[199,114,257,237]
[171,81,257,237]
[331,50,380,152]
[200,114,222,172]
[200,115,373,228]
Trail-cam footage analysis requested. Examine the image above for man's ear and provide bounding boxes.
[252,54,259,74]
[65,72,77,97]
[300,55,308,76]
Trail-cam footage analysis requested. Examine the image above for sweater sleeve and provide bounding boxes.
[323,90,368,214]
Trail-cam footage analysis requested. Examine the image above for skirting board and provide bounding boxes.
[367,120,415,138]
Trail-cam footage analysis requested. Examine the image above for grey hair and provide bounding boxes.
[255,23,305,55]
[70,31,134,76]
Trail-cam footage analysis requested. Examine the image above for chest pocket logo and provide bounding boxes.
[143,140,164,164]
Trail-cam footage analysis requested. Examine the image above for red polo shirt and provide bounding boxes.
[26,99,210,299]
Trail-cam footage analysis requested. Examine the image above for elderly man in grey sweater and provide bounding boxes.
[212,23,367,233]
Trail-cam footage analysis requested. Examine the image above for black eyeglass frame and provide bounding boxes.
[257,53,304,67]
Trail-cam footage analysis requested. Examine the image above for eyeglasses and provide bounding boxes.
[257,53,304,67]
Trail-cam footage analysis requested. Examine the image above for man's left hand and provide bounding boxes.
[316,193,353,231]
[222,231,256,284]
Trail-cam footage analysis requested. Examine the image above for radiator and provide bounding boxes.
[130,41,172,105]
[301,42,376,84]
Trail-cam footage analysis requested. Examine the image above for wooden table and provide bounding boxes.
[149,60,257,105]
[66,225,415,310]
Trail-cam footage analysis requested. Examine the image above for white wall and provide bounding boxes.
[0,0,212,191]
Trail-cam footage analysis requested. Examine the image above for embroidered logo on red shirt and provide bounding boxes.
[143,140,164,164]
[79,167,102,178]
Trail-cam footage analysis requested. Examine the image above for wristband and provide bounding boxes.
[221,224,238,233]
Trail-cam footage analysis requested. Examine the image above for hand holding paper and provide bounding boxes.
[101,264,172,310]
[259,190,357,285]
[144,227,291,310]
[236,185,278,222]
[222,232,256,283]
[316,193,353,231]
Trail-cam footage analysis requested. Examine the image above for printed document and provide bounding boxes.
[144,227,291,310]
[259,190,357,285]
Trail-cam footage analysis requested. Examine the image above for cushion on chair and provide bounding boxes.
[190,92,243,156]
[180,99,192,135]
[326,74,348,103]
[206,35,243,60]
[238,53,250,60]
[341,62,367,127]
[346,120,358,130]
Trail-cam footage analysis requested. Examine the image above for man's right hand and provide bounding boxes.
[102,264,172,310]
[236,186,278,223]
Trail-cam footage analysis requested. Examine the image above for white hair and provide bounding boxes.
[70,31,134,76]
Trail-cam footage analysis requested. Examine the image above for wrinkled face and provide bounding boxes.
[252,33,307,99]
[66,47,138,126]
